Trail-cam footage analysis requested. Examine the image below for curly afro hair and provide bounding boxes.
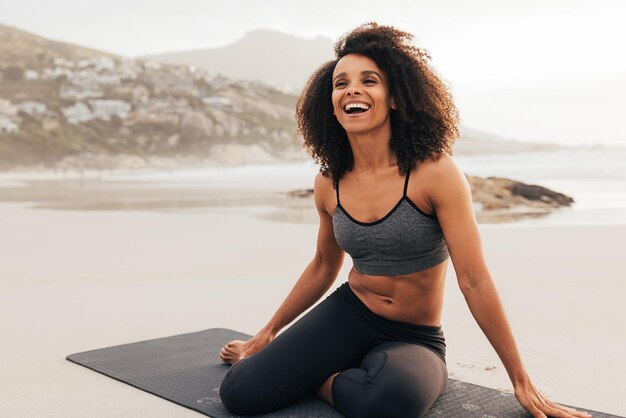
[295,22,460,187]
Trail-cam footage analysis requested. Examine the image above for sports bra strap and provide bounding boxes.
[402,169,411,197]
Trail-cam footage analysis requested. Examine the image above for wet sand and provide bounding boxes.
[0,181,624,416]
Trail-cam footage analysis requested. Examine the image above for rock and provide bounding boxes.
[509,182,574,207]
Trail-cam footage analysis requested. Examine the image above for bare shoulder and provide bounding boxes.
[313,172,335,218]
[419,153,469,209]
[421,152,463,177]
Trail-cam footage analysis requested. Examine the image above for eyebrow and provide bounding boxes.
[332,70,382,82]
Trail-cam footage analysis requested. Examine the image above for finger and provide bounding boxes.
[548,401,591,417]
[542,396,593,418]
[529,404,547,418]
[542,407,573,418]
[520,399,547,418]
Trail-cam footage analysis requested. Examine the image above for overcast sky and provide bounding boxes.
[2,0,625,147]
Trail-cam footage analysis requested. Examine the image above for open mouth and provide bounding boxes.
[344,103,371,115]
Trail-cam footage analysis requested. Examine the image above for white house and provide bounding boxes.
[0,115,19,133]
[89,99,131,121]
[62,102,94,124]
[59,85,104,100]
[16,101,47,115]
[77,56,116,71]
[201,96,232,108]
[53,58,75,68]
[42,67,74,80]
[24,69,39,80]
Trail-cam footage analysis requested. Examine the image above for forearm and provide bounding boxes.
[462,277,530,387]
[262,260,336,336]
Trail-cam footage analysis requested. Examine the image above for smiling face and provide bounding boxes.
[331,53,396,136]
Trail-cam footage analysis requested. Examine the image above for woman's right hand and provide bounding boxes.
[241,329,276,358]
[219,328,276,364]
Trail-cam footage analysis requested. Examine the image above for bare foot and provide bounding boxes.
[219,340,247,365]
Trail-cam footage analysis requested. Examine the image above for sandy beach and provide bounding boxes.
[1,181,624,417]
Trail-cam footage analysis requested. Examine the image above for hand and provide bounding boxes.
[241,329,275,358]
[514,378,592,418]
[219,329,276,364]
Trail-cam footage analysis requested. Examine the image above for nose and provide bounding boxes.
[346,85,362,96]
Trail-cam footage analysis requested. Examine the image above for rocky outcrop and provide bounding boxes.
[467,175,574,210]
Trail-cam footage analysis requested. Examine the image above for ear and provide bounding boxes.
[390,97,397,110]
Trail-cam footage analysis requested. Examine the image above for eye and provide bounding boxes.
[334,81,347,88]
[363,79,376,85]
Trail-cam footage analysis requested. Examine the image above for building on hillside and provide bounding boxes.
[0,115,19,133]
[16,101,47,115]
[70,70,121,86]
[77,56,116,71]
[24,70,39,80]
[201,96,233,108]
[59,85,104,100]
[89,99,132,121]
[53,58,75,68]
[62,102,94,124]
[42,67,74,80]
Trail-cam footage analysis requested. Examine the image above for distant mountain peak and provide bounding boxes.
[143,29,334,91]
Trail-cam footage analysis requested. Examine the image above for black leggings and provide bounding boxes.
[219,281,448,418]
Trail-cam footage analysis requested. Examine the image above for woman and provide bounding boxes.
[218,22,591,418]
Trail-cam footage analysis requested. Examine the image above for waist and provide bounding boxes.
[330,281,443,335]
[330,281,446,361]
[348,262,446,325]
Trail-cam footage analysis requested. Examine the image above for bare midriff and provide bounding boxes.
[347,259,449,327]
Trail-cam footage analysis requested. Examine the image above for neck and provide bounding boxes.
[347,125,396,174]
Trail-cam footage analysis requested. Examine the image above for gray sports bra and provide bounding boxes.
[332,169,449,276]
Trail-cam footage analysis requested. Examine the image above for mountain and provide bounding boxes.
[142,29,335,92]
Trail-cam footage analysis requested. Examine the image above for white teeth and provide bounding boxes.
[344,103,370,112]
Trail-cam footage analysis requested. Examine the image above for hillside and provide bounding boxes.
[0,24,302,170]
[0,23,115,68]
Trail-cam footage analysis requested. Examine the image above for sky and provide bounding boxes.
[2,0,626,147]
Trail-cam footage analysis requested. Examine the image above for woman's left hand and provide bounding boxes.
[514,379,592,418]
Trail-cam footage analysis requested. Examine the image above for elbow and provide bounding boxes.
[313,252,343,281]
[458,273,491,296]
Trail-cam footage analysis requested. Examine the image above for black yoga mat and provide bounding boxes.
[67,328,618,417]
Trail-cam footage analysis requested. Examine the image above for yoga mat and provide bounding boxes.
[67,328,618,417]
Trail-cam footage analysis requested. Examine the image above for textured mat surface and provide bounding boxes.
[67,328,618,417]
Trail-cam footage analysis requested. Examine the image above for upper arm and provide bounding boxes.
[312,172,345,275]
[427,155,491,293]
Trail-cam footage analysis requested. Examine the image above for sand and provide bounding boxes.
[0,200,624,417]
